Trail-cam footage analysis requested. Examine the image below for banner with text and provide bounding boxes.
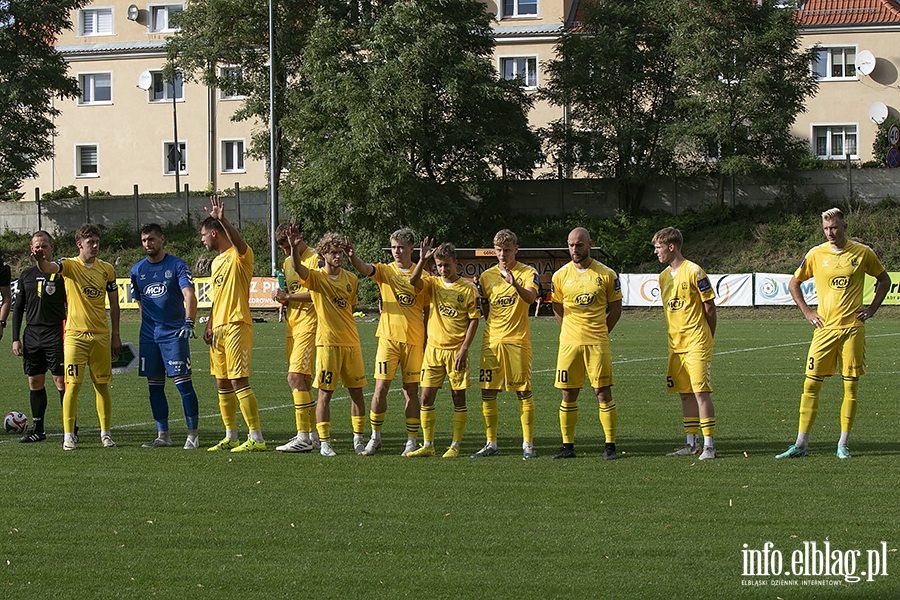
[754,273,817,306]
[619,273,753,307]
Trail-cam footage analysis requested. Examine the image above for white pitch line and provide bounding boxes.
[8,332,900,443]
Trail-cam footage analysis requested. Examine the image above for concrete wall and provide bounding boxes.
[3,168,898,234]
[0,189,274,235]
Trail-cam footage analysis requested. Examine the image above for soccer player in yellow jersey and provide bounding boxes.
[31,223,121,450]
[200,195,266,453]
[345,229,427,457]
[406,238,480,458]
[474,229,539,459]
[551,227,622,461]
[273,223,321,453]
[777,208,890,460]
[652,227,718,460]
[287,227,367,457]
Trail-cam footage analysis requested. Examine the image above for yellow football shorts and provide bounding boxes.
[286,326,316,376]
[209,322,253,380]
[479,341,532,392]
[421,345,470,391]
[373,338,423,383]
[555,343,613,390]
[64,330,112,385]
[315,345,367,391]
[806,326,866,378]
[666,347,713,394]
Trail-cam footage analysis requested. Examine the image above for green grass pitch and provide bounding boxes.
[2,311,899,599]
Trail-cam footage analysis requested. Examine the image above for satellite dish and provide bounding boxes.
[127,4,139,21]
[869,102,889,124]
[137,70,152,91]
[856,50,876,76]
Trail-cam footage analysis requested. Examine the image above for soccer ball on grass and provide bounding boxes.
[4,411,28,434]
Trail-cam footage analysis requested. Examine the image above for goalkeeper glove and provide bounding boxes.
[178,318,196,339]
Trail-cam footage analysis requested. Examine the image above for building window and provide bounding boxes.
[164,142,187,175]
[219,67,244,100]
[79,7,113,36]
[222,140,245,173]
[502,0,537,18]
[813,47,856,80]
[76,145,99,177]
[79,73,112,105]
[501,57,538,88]
[813,125,857,158]
[149,4,183,32]
[150,71,183,102]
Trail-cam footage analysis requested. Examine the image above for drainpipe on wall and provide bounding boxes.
[208,67,216,191]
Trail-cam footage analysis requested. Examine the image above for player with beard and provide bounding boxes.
[130,223,200,449]
[551,227,622,460]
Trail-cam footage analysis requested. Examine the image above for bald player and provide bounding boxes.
[551,227,622,460]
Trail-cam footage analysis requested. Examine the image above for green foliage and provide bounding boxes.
[281,0,540,250]
[540,0,677,212]
[40,184,80,202]
[669,0,817,207]
[0,0,89,196]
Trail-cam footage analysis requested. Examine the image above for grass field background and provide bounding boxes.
[2,309,899,598]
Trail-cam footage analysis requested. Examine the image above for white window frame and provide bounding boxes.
[149,71,184,102]
[219,66,244,100]
[163,141,188,175]
[811,123,858,159]
[78,7,114,36]
[499,56,538,89]
[78,72,113,105]
[147,3,184,33]
[501,0,538,18]
[221,139,246,173]
[811,45,857,81]
[75,144,99,178]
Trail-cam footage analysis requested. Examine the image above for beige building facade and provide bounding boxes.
[20,0,900,198]
[795,0,900,163]
[24,0,266,198]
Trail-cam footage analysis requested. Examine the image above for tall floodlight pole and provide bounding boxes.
[268,0,277,275]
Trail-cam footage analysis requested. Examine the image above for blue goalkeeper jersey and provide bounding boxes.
[130,253,194,343]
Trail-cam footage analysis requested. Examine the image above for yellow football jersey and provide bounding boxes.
[423,277,480,350]
[551,260,622,346]
[371,262,427,346]
[210,245,254,328]
[658,260,716,352]
[479,261,539,345]
[302,269,360,347]
[57,257,115,334]
[283,247,319,336]
[794,240,885,329]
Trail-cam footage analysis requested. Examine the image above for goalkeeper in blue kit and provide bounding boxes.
[130,224,201,449]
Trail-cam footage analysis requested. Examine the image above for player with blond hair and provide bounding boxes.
[406,238,480,458]
[777,208,890,460]
[287,228,367,457]
[473,229,539,459]
[346,228,428,456]
[652,226,717,460]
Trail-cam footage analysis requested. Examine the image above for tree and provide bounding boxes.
[871,115,900,166]
[164,0,357,200]
[281,0,541,245]
[540,0,678,212]
[668,0,818,206]
[0,0,87,198]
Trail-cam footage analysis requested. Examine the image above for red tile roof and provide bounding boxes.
[570,1,900,28]
[797,0,900,25]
